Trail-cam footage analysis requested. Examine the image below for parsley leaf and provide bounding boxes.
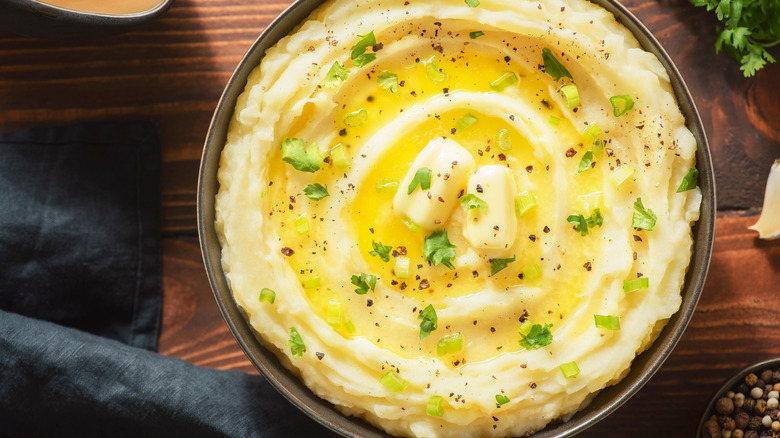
[303,183,329,200]
[281,138,324,173]
[352,53,376,67]
[495,394,510,407]
[490,255,516,276]
[350,31,377,67]
[320,61,349,88]
[577,150,594,173]
[567,209,603,236]
[465,0,480,7]
[676,168,699,193]
[469,30,485,39]
[586,208,604,228]
[460,193,488,212]
[369,240,392,262]
[377,71,399,92]
[542,47,573,82]
[423,229,456,270]
[632,197,657,231]
[351,272,377,295]
[407,167,433,195]
[287,327,306,358]
[417,304,438,340]
[519,322,553,350]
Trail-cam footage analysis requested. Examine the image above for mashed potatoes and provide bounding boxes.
[215,0,701,436]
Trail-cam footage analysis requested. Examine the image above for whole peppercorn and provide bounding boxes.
[747,374,759,387]
[768,398,779,410]
[723,430,733,438]
[772,421,780,433]
[736,412,751,429]
[718,397,736,415]
[722,416,737,430]
[767,408,779,420]
[745,430,758,438]
[761,370,774,383]
[769,391,779,400]
[702,417,721,438]
[745,398,757,412]
[755,399,767,415]
[733,430,744,438]
[752,387,765,399]
[772,372,780,384]
[749,415,763,430]
[735,393,747,408]
[762,416,772,428]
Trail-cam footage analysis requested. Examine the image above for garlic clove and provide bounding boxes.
[748,159,780,240]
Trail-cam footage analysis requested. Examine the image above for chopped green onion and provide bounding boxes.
[495,394,510,407]
[379,370,409,392]
[469,30,484,39]
[632,197,657,231]
[460,193,488,212]
[330,144,351,169]
[577,150,594,173]
[344,320,356,334]
[583,124,602,143]
[259,288,276,304]
[375,178,399,193]
[514,192,538,217]
[496,128,512,151]
[303,277,321,289]
[490,255,516,276]
[489,71,518,92]
[542,47,573,82]
[609,95,634,117]
[519,320,534,336]
[623,277,649,293]
[426,62,448,83]
[351,272,377,294]
[455,113,478,133]
[608,165,634,186]
[522,263,542,281]
[320,61,349,89]
[369,240,392,262]
[394,256,411,279]
[594,314,620,330]
[418,304,438,340]
[465,0,480,7]
[560,361,580,378]
[344,108,368,127]
[423,229,457,270]
[261,190,267,198]
[303,183,329,201]
[519,322,552,349]
[676,168,699,193]
[327,299,343,326]
[560,84,580,109]
[548,115,561,125]
[592,138,605,157]
[401,217,420,233]
[377,71,399,92]
[436,333,463,356]
[294,214,310,235]
[427,395,444,416]
[287,327,306,358]
[407,167,433,195]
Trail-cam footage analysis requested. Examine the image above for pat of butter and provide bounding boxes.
[464,165,518,252]
[393,138,475,230]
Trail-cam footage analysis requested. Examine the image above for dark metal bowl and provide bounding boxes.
[0,0,174,40]
[198,0,716,436]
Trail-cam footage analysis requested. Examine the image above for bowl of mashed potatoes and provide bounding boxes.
[198,0,715,436]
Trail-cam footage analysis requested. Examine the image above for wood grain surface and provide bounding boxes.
[1,0,778,436]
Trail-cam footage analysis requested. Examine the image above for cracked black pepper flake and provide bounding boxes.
[316,352,325,360]
[281,247,294,256]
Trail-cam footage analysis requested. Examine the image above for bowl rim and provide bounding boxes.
[4,0,174,22]
[197,0,716,436]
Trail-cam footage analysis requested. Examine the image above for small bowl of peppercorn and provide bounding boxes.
[700,358,780,438]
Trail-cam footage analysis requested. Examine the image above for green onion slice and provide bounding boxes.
[330,144,351,169]
[437,332,463,356]
[514,192,537,217]
[460,193,488,212]
[623,277,649,293]
[407,167,433,195]
[375,178,399,193]
[496,128,512,151]
[609,95,634,117]
[327,299,343,326]
[259,288,276,304]
[294,214,310,235]
[676,168,699,193]
[583,124,602,143]
[465,0,480,7]
[489,71,518,92]
[303,277,321,289]
[592,138,605,157]
[427,395,444,416]
[548,115,561,125]
[469,30,484,39]
[344,320,356,334]
[594,314,620,330]
[609,165,634,186]
[495,394,510,407]
[455,113,478,133]
[394,256,411,279]
[344,108,368,127]
[401,217,420,233]
[522,263,542,281]
[560,84,580,109]
[426,62,448,83]
[379,370,409,392]
[560,361,580,378]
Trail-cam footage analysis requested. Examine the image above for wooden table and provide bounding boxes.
[1,0,778,435]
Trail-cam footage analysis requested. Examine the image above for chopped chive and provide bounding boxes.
[327,299,343,326]
[609,95,634,117]
[542,47,573,82]
[379,370,409,392]
[294,214,310,235]
[401,217,420,233]
[560,84,580,109]
[259,288,276,304]
[330,144,351,169]
[594,314,620,330]
[522,264,542,280]
[495,394,510,407]
[518,320,534,336]
[426,62,448,83]
[577,150,594,173]
[369,240,392,262]
[344,320,356,334]
[469,30,485,39]
[303,277,321,289]
[608,165,634,186]
[394,256,411,279]
[407,167,433,195]
[623,277,649,293]
[436,333,463,356]
[676,168,699,193]
[455,113,478,133]
[583,124,602,143]
[344,108,368,127]
[375,178,400,193]
[496,128,512,151]
[548,115,561,125]
[560,361,580,378]
[592,138,605,157]
[489,71,518,92]
[427,395,444,416]
[490,255,516,276]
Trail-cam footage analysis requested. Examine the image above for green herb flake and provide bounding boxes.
[287,327,306,358]
[542,47,573,82]
[609,95,635,117]
[561,84,580,108]
[594,314,620,330]
[455,113,478,132]
[344,108,368,127]
[423,229,456,270]
[407,167,433,195]
[369,240,392,262]
[577,150,594,173]
[417,304,438,340]
[427,395,444,416]
[351,272,377,295]
[623,277,650,293]
[632,197,657,231]
[436,332,463,355]
[350,31,376,62]
[303,183,329,201]
[460,193,488,212]
[586,208,604,228]
[567,209,603,236]
[377,71,399,92]
[465,0,480,7]
[519,322,553,350]
[676,168,699,193]
[490,255,516,276]
[469,30,485,39]
[281,138,324,173]
[489,71,518,92]
[259,288,276,304]
[320,61,350,88]
[495,394,510,407]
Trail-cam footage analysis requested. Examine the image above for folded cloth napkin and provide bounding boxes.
[0,121,327,437]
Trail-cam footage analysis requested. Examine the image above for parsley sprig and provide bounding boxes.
[369,240,392,262]
[423,230,457,270]
[350,31,377,67]
[417,304,438,340]
[351,272,377,294]
[519,322,553,350]
[281,138,324,173]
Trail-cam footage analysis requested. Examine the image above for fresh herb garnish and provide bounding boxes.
[542,47,573,81]
[609,95,635,117]
[344,108,368,127]
[632,197,657,231]
[379,370,409,392]
[303,183,329,200]
[427,395,444,416]
[577,150,594,173]
[377,71,399,92]
[465,0,480,7]
[407,167,432,195]
[281,138,324,173]
[350,31,377,67]
[455,113,478,132]
[623,277,649,293]
[567,209,603,236]
[560,361,580,378]
[287,327,306,358]
[259,288,276,304]
[594,314,620,330]
[425,62,448,83]
[519,322,553,350]
[495,394,510,407]
[351,272,377,294]
[676,168,699,193]
[469,30,485,39]
[423,229,457,270]
[460,193,488,212]
[417,304,438,340]
[320,61,349,88]
[369,240,392,262]
[490,255,516,275]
